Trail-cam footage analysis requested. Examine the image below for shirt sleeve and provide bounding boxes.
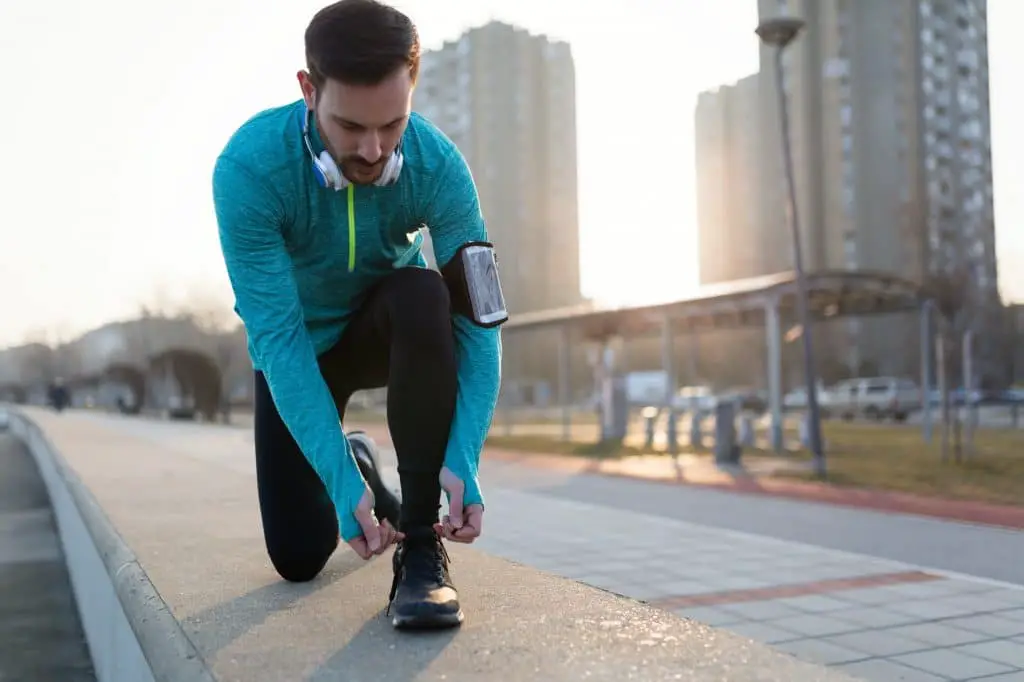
[211,154,368,541]
[424,150,503,509]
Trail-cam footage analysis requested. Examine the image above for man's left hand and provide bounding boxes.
[435,466,483,543]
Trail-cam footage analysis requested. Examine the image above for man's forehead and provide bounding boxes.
[321,72,413,127]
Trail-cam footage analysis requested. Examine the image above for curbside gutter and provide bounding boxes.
[6,408,217,682]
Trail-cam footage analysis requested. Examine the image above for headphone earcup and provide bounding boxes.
[376,150,404,186]
[318,151,346,189]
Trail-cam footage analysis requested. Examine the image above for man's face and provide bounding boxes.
[299,68,413,185]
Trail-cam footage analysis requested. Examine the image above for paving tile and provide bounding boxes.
[980,589,1024,606]
[772,594,856,613]
[842,586,914,606]
[964,673,1024,682]
[773,638,869,666]
[942,614,1024,639]
[934,593,1024,616]
[656,579,715,596]
[888,597,986,621]
[829,605,925,629]
[724,621,803,645]
[673,606,747,627]
[763,613,862,638]
[953,639,1024,668]
[718,599,806,621]
[823,630,934,658]
[893,648,1013,679]
[999,608,1024,623]
[836,658,948,682]
[881,622,995,648]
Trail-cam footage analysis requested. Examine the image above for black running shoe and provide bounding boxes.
[347,431,401,530]
[387,527,464,630]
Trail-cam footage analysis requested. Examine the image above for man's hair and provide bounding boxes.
[305,0,421,88]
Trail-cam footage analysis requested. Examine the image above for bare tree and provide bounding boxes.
[923,268,971,463]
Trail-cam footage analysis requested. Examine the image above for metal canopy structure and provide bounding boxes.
[505,269,925,340]
[500,269,930,456]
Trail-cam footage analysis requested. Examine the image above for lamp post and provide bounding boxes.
[756,16,826,477]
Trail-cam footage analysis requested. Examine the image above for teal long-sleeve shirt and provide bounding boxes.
[211,100,502,542]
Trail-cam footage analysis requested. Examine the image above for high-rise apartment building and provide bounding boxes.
[414,22,583,395]
[695,74,776,285]
[415,21,581,313]
[695,0,1000,384]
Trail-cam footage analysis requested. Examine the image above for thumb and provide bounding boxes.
[440,468,465,529]
[354,488,381,553]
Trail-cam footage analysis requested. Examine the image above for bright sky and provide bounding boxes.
[0,0,1021,348]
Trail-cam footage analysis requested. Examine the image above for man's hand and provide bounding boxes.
[434,467,483,544]
[347,487,404,560]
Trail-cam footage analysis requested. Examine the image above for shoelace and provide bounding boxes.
[386,537,452,616]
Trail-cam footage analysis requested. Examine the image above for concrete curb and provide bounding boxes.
[8,408,216,682]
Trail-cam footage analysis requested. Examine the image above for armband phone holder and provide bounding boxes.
[441,241,509,328]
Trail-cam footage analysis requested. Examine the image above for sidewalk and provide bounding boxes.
[351,422,1024,682]
[18,409,858,682]
[41,411,1024,682]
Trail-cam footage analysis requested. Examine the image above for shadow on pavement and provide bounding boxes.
[304,608,456,681]
[180,557,359,659]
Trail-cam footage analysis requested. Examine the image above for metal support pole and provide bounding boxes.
[766,299,784,453]
[662,311,677,454]
[936,334,949,461]
[559,325,571,442]
[963,329,975,457]
[920,301,935,443]
[772,45,825,475]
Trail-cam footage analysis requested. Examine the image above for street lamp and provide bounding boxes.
[756,16,826,477]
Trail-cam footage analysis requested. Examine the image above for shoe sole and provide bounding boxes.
[391,609,465,631]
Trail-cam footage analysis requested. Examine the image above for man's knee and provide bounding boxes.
[266,539,336,583]
[386,268,453,340]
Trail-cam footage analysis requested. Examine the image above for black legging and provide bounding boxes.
[253,267,458,582]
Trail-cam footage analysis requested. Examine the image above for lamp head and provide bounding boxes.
[755,16,805,48]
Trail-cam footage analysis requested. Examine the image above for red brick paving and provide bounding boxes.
[649,570,943,610]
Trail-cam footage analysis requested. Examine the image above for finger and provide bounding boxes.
[374,522,390,555]
[354,508,381,554]
[374,522,394,555]
[448,487,465,529]
[452,508,483,543]
[443,515,458,541]
[347,536,372,560]
[451,522,479,543]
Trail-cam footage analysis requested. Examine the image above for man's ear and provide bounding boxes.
[297,70,317,110]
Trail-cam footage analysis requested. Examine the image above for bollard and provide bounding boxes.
[642,406,658,449]
[666,409,678,453]
[690,411,704,450]
[714,400,740,465]
[738,414,755,447]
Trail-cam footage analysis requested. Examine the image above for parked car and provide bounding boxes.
[827,377,922,422]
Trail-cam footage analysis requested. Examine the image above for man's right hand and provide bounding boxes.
[347,487,404,560]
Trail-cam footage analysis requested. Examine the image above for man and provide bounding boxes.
[211,0,506,630]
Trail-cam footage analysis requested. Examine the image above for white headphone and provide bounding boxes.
[301,105,404,190]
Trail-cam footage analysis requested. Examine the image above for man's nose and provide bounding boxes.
[358,133,383,164]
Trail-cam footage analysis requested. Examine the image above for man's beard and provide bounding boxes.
[340,155,387,184]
